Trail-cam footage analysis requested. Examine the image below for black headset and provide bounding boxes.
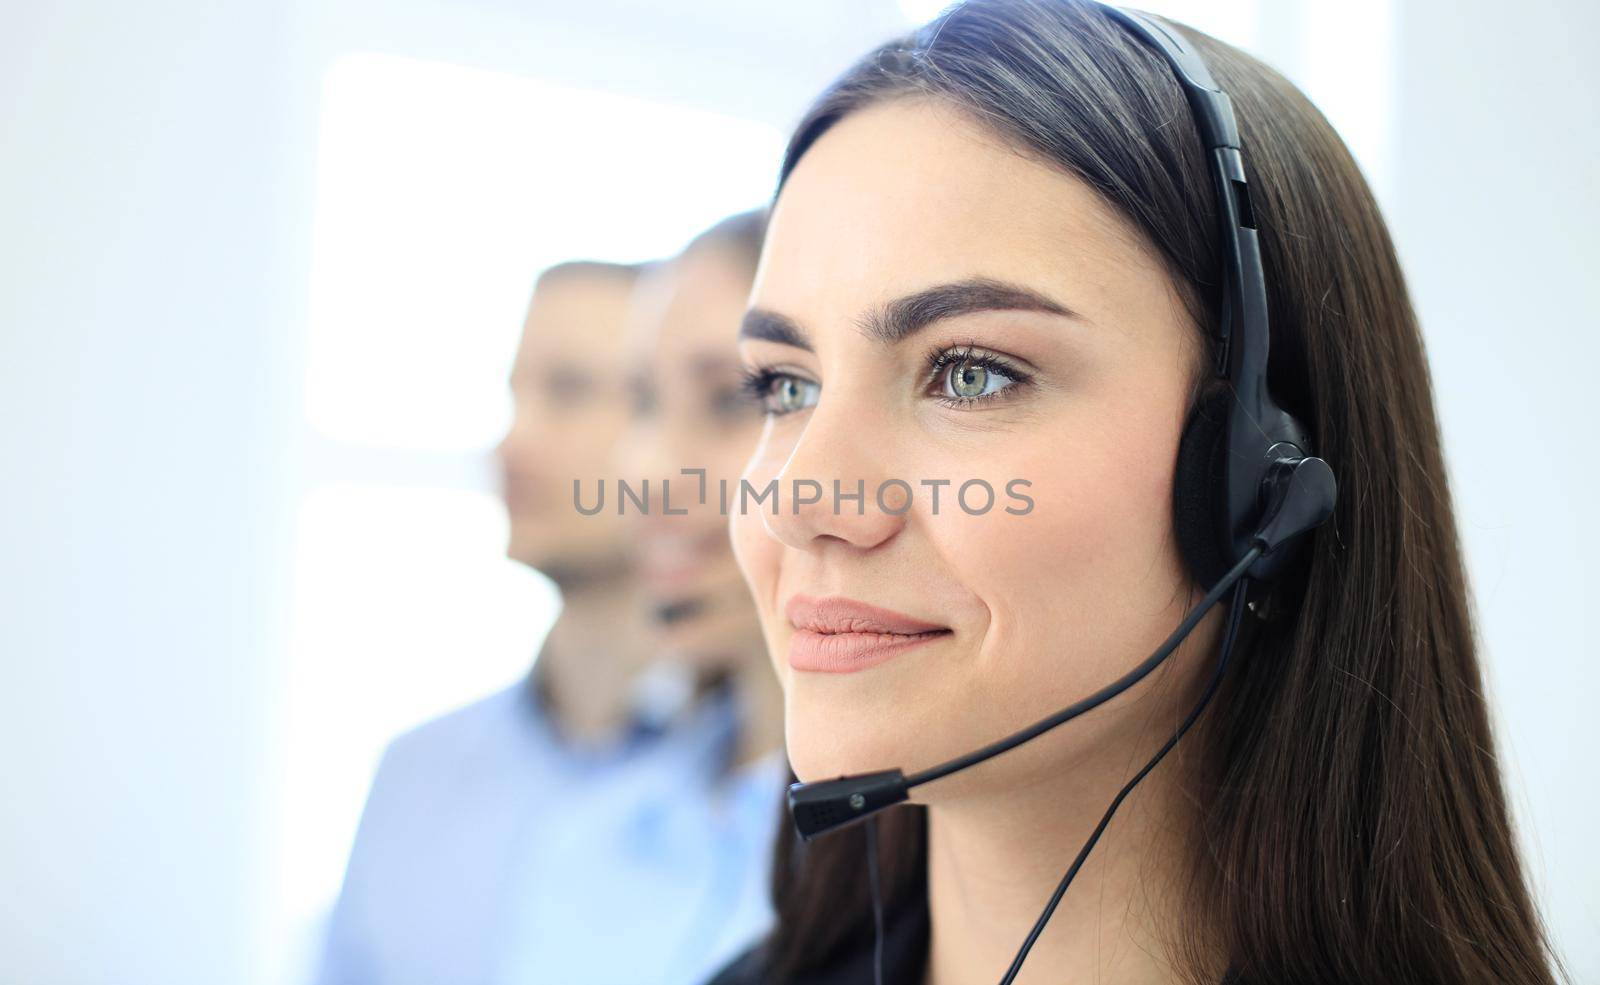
[1124,3,1338,597]
[782,4,1340,983]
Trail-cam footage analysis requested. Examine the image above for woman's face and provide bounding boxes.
[618,246,769,672]
[732,97,1224,799]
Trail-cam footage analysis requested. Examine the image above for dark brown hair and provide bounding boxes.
[754,2,1561,982]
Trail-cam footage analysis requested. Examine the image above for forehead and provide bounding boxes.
[755,96,1166,326]
[520,271,637,363]
[628,247,756,356]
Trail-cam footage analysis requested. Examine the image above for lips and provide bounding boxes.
[785,594,950,673]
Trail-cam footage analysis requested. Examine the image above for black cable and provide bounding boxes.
[908,544,1261,790]
[996,575,1251,985]
[865,817,885,985]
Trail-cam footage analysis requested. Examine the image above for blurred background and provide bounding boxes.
[1,0,1594,982]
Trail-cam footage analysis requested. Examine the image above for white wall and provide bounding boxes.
[0,2,315,981]
[1389,0,1600,975]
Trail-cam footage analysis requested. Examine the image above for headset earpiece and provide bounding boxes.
[1095,6,1336,604]
[1176,385,1334,602]
[1174,386,1234,590]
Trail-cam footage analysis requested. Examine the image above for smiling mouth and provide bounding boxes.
[784,594,951,673]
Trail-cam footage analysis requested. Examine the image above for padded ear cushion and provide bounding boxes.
[1173,387,1233,589]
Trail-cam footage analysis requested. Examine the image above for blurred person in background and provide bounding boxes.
[622,210,786,773]
[316,214,789,984]
[315,259,682,985]
[488,209,788,984]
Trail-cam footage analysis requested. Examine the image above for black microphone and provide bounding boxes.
[785,454,1335,840]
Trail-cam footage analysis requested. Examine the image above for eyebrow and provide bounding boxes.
[738,277,1079,352]
[739,308,813,351]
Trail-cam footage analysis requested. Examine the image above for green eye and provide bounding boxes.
[741,366,820,416]
[943,358,1014,400]
[950,361,989,398]
[773,376,813,413]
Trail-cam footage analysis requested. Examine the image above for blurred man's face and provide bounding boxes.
[497,269,637,581]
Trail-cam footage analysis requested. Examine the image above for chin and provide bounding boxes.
[506,541,557,572]
[504,520,551,563]
[504,537,539,568]
[784,683,920,783]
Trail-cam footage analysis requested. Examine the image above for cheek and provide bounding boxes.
[836,415,1190,798]
[1000,485,1164,601]
[703,436,762,573]
[1010,429,1174,582]
[729,499,787,683]
[945,409,1186,699]
[704,421,766,510]
[565,408,629,481]
[729,451,783,619]
[731,428,802,689]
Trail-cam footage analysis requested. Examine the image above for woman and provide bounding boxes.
[605,209,790,985]
[621,211,786,776]
[711,1,1561,983]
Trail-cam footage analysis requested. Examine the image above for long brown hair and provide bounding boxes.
[752,2,1562,982]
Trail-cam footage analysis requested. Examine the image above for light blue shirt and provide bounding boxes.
[315,677,784,985]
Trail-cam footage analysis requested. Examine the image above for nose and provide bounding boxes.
[758,399,908,554]
[503,389,565,451]
[497,407,534,471]
[494,413,519,472]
